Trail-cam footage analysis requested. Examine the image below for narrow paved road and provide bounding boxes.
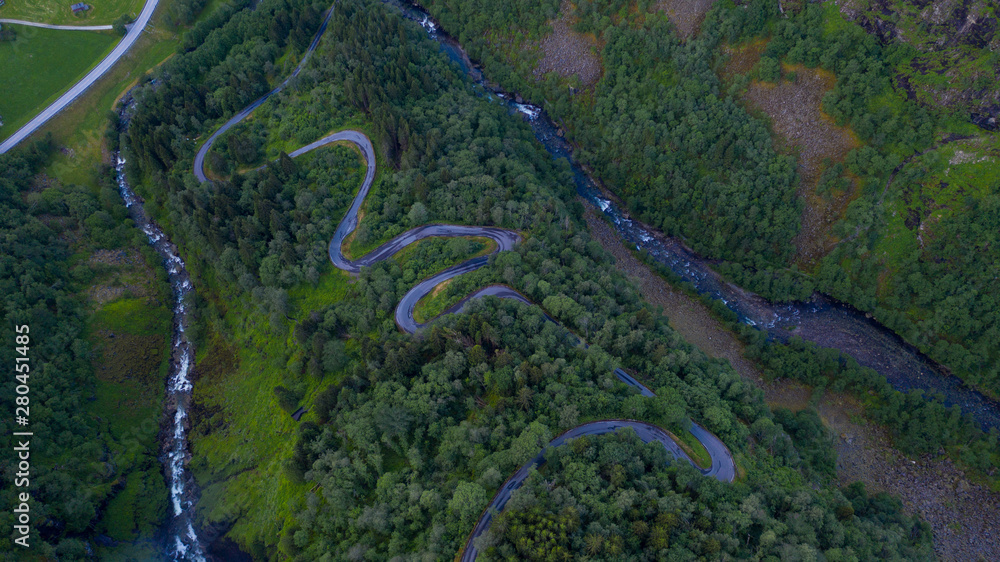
[188,3,527,333]
[0,19,113,30]
[192,10,737,560]
[0,0,159,153]
[459,370,736,561]
[192,3,337,182]
[612,367,735,481]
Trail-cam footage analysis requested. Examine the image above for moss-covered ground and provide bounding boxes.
[82,250,174,548]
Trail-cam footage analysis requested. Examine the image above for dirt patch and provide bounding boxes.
[585,207,1000,561]
[819,392,1000,562]
[92,331,166,384]
[195,337,240,385]
[743,65,861,266]
[655,0,716,39]
[87,249,159,304]
[772,379,1000,560]
[717,38,768,84]
[191,338,239,437]
[533,1,603,87]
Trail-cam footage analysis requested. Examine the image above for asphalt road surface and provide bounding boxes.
[0,19,113,30]
[187,1,528,329]
[0,0,159,153]
[202,123,738,562]
[192,3,336,182]
[309,131,523,331]
[459,372,736,561]
[204,125,737,560]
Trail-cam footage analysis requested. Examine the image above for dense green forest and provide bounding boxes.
[0,141,172,559]
[427,0,804,267]
[419,0,1000,400]
[110,0,949,557]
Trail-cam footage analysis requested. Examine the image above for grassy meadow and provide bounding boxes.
[0,25,117,142]
[0,0,143,25]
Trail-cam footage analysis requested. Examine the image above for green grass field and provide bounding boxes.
[0,0,143,25]
[870,134,1000,286]
[40,24,178,185]
[83,264,174,545]
[190,277,350,552]
[31,0,182,183]
[0,25,117,142]
[17,0,227,554]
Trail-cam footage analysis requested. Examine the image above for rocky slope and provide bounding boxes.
[836,0,1000,129]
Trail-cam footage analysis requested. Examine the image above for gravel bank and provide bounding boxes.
[533,1,602,87]
[584,208,764,382]
[743,66,860,265]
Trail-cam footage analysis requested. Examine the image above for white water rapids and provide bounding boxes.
[115,154,206,560]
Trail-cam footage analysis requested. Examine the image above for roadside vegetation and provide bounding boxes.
[479,429,922,560]
[409,237,498,324]
[1,0,992,558]
[35,2,182,186]
[1,0,220,150]
[0,0,236,558]
[587,206,1000,559]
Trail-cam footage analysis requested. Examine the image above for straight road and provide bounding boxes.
[0,19,113,30]
[0,0,159,153]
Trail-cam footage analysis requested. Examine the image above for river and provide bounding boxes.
[114,100,206,560]
[394,0,1000,432]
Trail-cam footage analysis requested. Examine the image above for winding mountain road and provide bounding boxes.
[310,130,736,558]
[612,367,735,482]
[191,3,337,182]
[199,124,737,556]
[0,19,113,30]
[460,368,736,561]
[192,9,737,560]
[0,0,159,153]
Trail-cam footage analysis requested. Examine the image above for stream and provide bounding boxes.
[396,1,1000,432]
[114,101,206,561]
